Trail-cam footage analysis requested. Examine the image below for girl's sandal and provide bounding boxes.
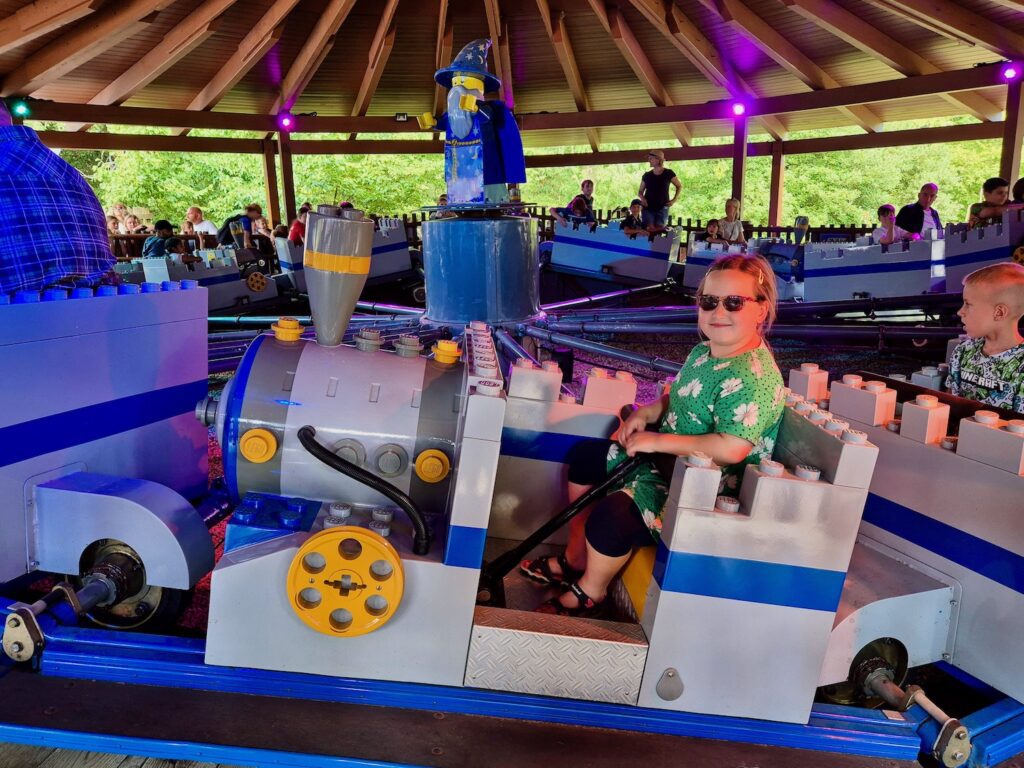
[535,582,605,619]
[519,553,583,587]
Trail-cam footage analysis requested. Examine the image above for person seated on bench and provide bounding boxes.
[694,218,730,246]
[619,199,646,236]
[522,254,785,616]
[968,177,1010,229]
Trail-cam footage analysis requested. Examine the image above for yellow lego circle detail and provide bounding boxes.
[433,339,461,364]
[414,449,451,483]
[287,526,404,637]
[239,428,278,463]
[271,316,304,342]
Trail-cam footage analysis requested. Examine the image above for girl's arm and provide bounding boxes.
[617,394,670,445]
[624,430,753,466]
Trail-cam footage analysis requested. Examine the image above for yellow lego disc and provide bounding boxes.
[239,428,278,463]
[271,316,304,342]
[287,526,404,637]
[414,449,451,483]
[432,339,461,364]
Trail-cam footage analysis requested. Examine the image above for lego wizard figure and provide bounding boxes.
[418,38,526,205]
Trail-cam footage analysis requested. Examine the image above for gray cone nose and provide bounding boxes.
[304,210,375,346]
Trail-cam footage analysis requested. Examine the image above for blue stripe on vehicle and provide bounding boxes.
[943,246,1009,268]
[555,234,671,260]
[863,493,1024,595]
[443,524,487,569]
[500,428,595,464]
[0,380,208,469]
[280,260,304,271]
[372,240,410,256]
[653,542,846,612]
[223,333,267,501]
[803,259,934,278]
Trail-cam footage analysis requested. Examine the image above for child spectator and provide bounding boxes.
[522,254,784,616]
[969,177,1010,228]
[142,220,173,257]
[552,193,596,228]
[106,215,120,234]
[871,204,911,245]
[719,198,746,245]
[288,206,309,245]
[619,199,646,236]
[694,218,730,245]
[123,214,148,235]
[948,262,1024,412]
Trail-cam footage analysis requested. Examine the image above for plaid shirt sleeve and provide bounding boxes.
[0,125,116,295]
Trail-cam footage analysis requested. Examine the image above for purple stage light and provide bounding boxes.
[1002,63,1020,81]
[277,111,295,131]
[731,102,746,117]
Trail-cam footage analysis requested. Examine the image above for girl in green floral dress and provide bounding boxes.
[524,254,785,617]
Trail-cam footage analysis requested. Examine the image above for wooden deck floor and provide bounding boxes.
[0,743,241,768]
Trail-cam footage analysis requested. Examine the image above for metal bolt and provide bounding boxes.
[10,641,23,654]
[29,560,39,569]
[135,602,151,616]
[8,617,19,628]
[949,600,958,606]
[942,653,951,661]
[955,730,967,740]
[431,747,444,756]
[952,751,964,761]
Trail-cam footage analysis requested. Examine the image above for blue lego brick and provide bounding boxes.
[223,493,323,553]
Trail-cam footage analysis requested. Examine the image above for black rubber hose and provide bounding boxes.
[297,426,431,555]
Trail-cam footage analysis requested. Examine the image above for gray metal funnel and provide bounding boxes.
[304,209,375,346]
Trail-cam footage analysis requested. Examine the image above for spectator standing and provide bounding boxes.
[186,206,218,236]
[969,177,1010,228]
[871,204,911,245]
[0,100,115,293]
[638,149,681,231]
[142,220,174,258]
[288,206,309,245]
[218,204,262,248]
[110,202,129,233]
[896,183,942,236]
[719,198,746,246]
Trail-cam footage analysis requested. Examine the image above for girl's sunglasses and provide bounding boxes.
[697,294,761,312]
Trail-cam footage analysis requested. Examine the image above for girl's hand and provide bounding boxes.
[617,412,648,446]
[624,431,661,456]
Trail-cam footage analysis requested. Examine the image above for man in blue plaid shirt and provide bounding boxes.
[0,101,115,295]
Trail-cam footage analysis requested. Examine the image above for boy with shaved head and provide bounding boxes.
[948,263,1024,412]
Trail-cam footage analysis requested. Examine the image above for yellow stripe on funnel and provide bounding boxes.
[304,250,372,275]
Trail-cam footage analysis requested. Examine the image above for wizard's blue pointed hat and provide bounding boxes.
[434,38,501,93]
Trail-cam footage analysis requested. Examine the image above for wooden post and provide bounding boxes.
[1000,77,1023,184]
[279,131,297,224]
[731,115,748,204]
[768,142,785,227]
[262,139,282,227]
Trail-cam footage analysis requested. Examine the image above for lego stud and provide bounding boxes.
[615,370,635,381]
[825,419,849,433]
[686,451,713,468]
[515,358,535,369]
[886,419,902,433]
[272,317,304,342]
[542,361,561,372]
[1005,420,1024,435]
[916,394,939,409]
[559,393,577,404]
[921,366,939,376]
[974,410,998,425]
[433,340,461,364]
[864,381,887,393]
[889,373,908,381]
[590,367,609,378]
[795,400,815,414]
[239,428,278,463]
[476,380,502,397]
[469,321,489,331]
[808,410,830,424]
[715,496,741,513]
[372,508,395,523]
[795,465,821,481]
[368,519,391,538]
[413,449,451,483]
[940,436,958,451]
[800,363,819,373]
[842,375,863,388]
[842,429,868,444]
[759,458,784,476]
[785,393,804,406]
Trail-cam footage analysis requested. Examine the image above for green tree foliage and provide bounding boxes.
[57,123,1004,229]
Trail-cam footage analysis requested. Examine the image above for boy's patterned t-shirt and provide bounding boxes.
[948,338,1024,413]
[606,341,785,538]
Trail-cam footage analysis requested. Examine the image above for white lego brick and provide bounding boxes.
[581,368,638,411]
[910,366,944,391]
[659,458,724,550]
[774,406,879,489]
[449,437,502,529]
[899,395,950,445]
[828,380,897,428]
[507,361,562,403]
[460,389,507,442]
[956,413,1024,476]
[788,363,829,402]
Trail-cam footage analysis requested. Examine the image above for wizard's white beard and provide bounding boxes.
[447,84,482,139]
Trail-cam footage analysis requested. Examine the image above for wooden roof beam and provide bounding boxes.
[431,19,452,136]
[272,0,359,114]
[67,0,242,131]
[695,0,882,132]
[781,0,1001,122]
[0,0,172,97]
[867,0,1024,60]
[347,0,400,140]
[535,0,600,151]
[483,0,512,106]
[587,0,692,146]
[0,0,104,56]
[628,0,787,139]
